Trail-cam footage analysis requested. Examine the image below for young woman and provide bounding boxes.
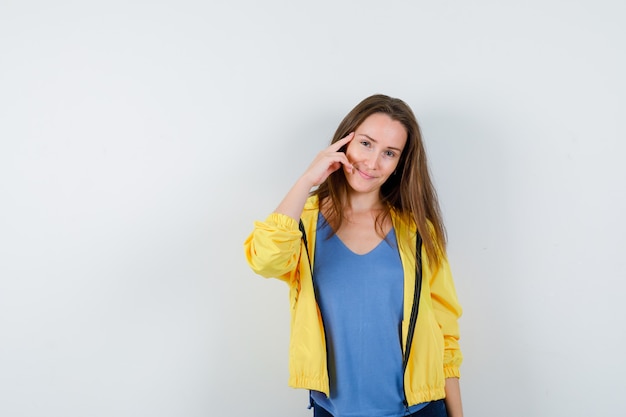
[244,95,463,417]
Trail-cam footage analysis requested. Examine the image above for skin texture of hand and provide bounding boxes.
[275,132,354,220]
[303,132,354,186]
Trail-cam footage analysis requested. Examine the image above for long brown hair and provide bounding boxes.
[313,94,447,267]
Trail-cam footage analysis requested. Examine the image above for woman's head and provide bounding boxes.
[341,112,408,198]
[315,94,447,265]
[327,94,428,209]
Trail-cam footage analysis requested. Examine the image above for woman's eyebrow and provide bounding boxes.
[359,134,403,152]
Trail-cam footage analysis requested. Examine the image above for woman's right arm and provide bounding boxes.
[244,133,355,279]
[275,132,354,220]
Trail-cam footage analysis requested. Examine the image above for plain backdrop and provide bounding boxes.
[1,1,625,416]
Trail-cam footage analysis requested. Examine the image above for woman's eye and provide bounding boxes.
[360,141,371,147]
[384,150,396,158]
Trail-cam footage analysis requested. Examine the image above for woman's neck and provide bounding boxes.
[344,190,383,214]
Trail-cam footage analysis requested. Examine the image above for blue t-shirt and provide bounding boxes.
[310,214,427,417]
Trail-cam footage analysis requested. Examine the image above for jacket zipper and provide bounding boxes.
[402,233,423,410]
[299,220,313,277]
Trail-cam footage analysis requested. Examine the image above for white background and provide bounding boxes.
[1,1,625,416]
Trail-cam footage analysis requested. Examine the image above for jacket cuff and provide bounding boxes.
[444,366,461,379]
[265,212,299,231]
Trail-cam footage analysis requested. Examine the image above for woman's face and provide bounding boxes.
[343,112,407,197]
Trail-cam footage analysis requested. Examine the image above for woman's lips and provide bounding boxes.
[355,167,375,180]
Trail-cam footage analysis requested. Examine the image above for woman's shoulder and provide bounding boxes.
[303,194,319,210]
[390,207,416,231]
[390,208,439,234]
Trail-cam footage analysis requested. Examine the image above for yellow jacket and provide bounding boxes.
[244,196,462,406]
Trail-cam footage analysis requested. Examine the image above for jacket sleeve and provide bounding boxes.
[428,255,463,378]
[243,212,303,283]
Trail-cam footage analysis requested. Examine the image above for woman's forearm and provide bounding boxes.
[274,176,315,221]
[444,377,463,417]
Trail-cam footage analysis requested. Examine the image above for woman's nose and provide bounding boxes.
[364,153,378,169]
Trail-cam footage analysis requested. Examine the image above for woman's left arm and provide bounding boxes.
[428,254,464,414]
[428,255,463,378]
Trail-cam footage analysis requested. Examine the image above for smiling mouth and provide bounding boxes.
[355,166,376,180]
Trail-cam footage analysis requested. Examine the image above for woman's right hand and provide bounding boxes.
[274,132,355,220]
[302,132,355,187]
